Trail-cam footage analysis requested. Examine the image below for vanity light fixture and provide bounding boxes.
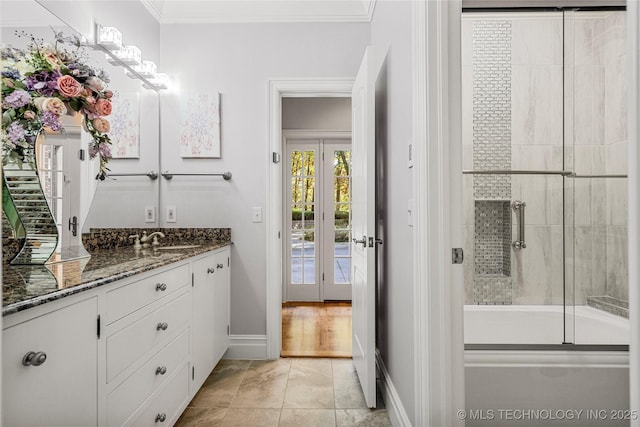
[112,45,142,66]
[95,23,170,91]
[95,24,122,51]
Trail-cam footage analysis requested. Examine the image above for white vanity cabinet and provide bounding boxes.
[2,295,99,427]
[2,245,231,427]
[191,247,230,391]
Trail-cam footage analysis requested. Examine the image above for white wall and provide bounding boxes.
[369,0,415,423]
[159,22,369,335]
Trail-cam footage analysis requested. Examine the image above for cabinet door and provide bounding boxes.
[191,254,216,390]
[2,297,98,427]
[212,248,230,362]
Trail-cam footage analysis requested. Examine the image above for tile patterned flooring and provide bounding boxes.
[175,358,393,426]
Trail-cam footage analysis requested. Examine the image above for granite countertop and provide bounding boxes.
[2,228,231,316]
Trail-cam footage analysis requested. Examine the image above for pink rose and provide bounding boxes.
[85,96,96,105]
[104,90,113,99]
[94,98,112,116]
[81,87,93,97]
[57,75,83,97]
[92,117,110,133]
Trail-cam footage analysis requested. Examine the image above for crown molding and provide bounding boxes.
[140,0,163,23]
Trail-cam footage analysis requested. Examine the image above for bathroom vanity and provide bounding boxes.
[2,230,231,426]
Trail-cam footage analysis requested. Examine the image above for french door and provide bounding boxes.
[285,138,352,301]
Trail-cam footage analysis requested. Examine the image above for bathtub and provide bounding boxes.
[464,304,630,345]
[463,305,630,426]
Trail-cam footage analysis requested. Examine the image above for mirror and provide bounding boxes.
[1,0,161,255]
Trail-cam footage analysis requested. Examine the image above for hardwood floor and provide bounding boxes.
[281,302,352,358]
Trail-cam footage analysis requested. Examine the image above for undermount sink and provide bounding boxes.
[156,245,201,250]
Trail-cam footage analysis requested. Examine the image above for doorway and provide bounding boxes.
[284,137,352,302]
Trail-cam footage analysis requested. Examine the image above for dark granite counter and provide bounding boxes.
[3,228,231,316]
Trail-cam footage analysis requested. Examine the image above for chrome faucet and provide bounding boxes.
[140,231,165,247]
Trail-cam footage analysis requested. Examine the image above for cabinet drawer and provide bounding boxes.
[107,328,189,427]
[106,291,190,383]
[127,362,190,427]
[106,264,190,324]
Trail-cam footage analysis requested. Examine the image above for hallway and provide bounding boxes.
[175,358,392,426]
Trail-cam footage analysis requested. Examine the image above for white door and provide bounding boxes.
[285,140,353,301]
[351,47,376,408]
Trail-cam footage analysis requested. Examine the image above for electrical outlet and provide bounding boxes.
[144,206,155,223]
[166,206,177,223]
[252,207,263,223]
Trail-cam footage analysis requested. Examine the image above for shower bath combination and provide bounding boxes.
[461,6,630,425]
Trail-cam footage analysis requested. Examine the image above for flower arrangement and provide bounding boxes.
[1,30,113,179]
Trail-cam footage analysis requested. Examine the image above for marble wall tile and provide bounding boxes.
[605,226,628,301]
[573,15,605,66]
[591,178,607,225]
[511,65,563,146]
[572,178,592,226]
[606,141,628,175]
[511,16,563,66]
[511,172,563,226]
[573,226,594,303]
[604,55,628,145]
[511,225,564,304]
[573,65,606,146]
[606,178,627,226]
[604,11,627,66]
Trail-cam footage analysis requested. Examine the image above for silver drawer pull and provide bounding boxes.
[207,267,215,274]
[155,366,167,375]
[22,351,47,367]
[156,322,169,331]
[155,283,167,292]
[155,413,167,423]
[217,263,224,269]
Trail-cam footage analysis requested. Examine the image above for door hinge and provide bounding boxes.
[97,314,101,339]
[192,366,195,380]
[228,257,230,267]
[272,152,280,163]
[227,325,230,336]
[191,272,194,287]
[78,149,85,161]
[452,248,464,264]
[322,273,325,281]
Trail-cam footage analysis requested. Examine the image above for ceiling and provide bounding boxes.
[140,0,377,23]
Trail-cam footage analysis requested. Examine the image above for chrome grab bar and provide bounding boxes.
[161,171,232,181]
[512,200,526,250]
[108,171,159,180]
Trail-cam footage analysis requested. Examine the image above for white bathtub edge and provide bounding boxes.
[465,350,629,368]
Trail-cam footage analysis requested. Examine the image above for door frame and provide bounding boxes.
[412,1,465,425]
[267,79,354,359]
[282,130,352,303]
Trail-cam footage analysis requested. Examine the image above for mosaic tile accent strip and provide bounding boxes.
[474,201,511,277]
[586,296,629,319]
[474,276,512,305]
[472,20,512,200]
[472,20,513,304]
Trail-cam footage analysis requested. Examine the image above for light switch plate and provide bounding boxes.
[252,207,263,223]
[166,206,177,223]
[144,206,155,223]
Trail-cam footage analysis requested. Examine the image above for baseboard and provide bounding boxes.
[376,349,412,427]
[224,335,268,360]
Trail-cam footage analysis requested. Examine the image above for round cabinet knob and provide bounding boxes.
[156,322,169,331]
[207,267,215,274]
[22,351,47,367]
[155,283,167,292]
[155,413,167,423]
[217,263,224,269]
[155,366,167,375]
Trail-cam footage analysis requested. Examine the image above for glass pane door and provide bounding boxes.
[286,143,320,301]
[323,143,352,300]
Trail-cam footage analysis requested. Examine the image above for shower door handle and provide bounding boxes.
[512,200,526,250]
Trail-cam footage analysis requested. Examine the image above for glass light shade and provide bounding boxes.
[114,45,142,66]
[96,25,122,51]
[133,60,157,77]
[150,73,169,90]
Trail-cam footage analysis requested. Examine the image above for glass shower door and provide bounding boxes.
[462,12,574,345]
